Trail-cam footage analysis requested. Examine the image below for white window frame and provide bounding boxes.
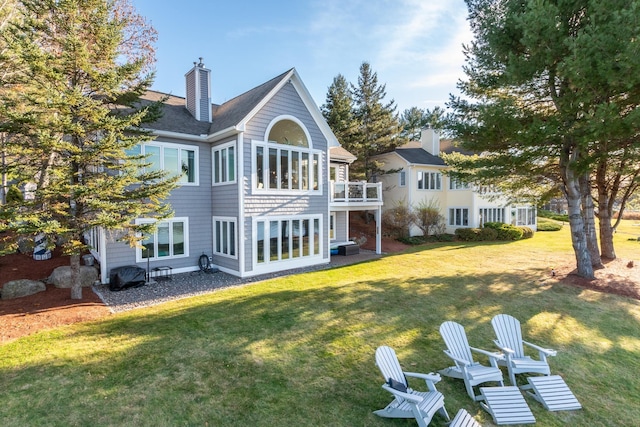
[136,141,199,186]
[213,216,238,259]
[253,214,322,265]
[399,171,406,187]
[330,212,336,240]
[252,142,323,194]
[479,207,504,225]
[135,217,189,262]
[449,176,470,190]
[212,141,236,186]
[448,208,469,227]
[417,171,442,190]
[514,206,536,226]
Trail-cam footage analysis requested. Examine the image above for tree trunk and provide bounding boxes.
[562,150,594,279]
[70,253,82,300]
[580,173,603,268]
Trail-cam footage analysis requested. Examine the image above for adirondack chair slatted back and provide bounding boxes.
[492,314,525,358]
[375,346,407,387]
[440,321,474,365]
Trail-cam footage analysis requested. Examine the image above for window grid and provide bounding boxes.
[213,217,237,258]
[137,217,189,262]
[254,142,322,192]
[212,143,236,185]
[417,171,442,190]
[449,208,469,227]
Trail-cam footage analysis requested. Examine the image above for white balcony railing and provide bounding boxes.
[330,181,383,204]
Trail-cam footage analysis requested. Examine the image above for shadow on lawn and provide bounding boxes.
[2,258,639,426]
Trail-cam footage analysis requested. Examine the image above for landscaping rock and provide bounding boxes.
[1,279,46,300]
[48,266,98,288]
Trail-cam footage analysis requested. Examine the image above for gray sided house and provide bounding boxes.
[89,62,382,283]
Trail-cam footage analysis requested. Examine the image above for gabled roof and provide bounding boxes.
[329,146,357,163]
[140,68,340,148]
[209,69,292,135]
[394,148,447,166]
[138,91,211,136]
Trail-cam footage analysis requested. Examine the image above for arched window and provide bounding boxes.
[268,119,309,147]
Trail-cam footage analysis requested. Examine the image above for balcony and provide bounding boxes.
[330,181,383,210]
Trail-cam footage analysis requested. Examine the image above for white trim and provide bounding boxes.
[252,214,323,273]
[238,133,246,276]
[211,140,237,186]
[448,207,470,227]
[264,115,313,149]
[145,128,209,142]
[212,216,238,259]
[142,140,200,186]
[251,141,323,194]
[135,217,190,262]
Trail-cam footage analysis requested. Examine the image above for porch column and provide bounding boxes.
[375,206,382,255]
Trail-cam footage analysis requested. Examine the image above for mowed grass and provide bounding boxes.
[1,221,639,426]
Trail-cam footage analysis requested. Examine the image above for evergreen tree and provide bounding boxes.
[0,0,176,299]
[321,74,357,150]
[400,106,448,141]
[448,0,640,278]
[350,62,404,181]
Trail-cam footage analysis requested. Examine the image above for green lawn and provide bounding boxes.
[1,221,639,426]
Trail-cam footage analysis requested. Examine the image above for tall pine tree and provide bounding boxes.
[448,0,640,278]
[350,62,404,181]
[321,74,357,150]
[0,0,176,299]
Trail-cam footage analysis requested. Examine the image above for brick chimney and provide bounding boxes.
[185,58,212,122]
[421,126,440,156]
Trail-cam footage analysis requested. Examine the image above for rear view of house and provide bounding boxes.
[89,62,382,284]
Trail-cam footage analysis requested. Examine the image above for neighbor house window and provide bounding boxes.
[255,215,321,264]
[417,171,441,190]
[449,208,469,227]
[479,208,504,225]
[130,142,198,185]
[514,207,536,226]
[213,217,237,258]
[449,177,470,190]
[399,171,406,187]
[212,142,236,185]
[137,217,189,261]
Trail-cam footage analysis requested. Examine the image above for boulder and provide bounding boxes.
[48,266,98,288]
[1,279,46,300]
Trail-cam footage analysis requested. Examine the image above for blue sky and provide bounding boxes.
[131,0,472,113]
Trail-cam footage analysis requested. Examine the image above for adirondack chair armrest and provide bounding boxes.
[522,340,557,357]
[381,384,423,404]
[469,346,503,365]
[443,349,471,367]
[493,340,515,356]
[404,371,442,384]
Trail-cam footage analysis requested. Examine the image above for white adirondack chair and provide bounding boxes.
[491,314,557,387]
[374,345,450,426]
[439,321,505,401]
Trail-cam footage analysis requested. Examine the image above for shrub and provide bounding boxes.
[6,186,23,204]
[478,227,498,241]
[538,209,569,222]
[537,218,563,231]
[414,199,445,237]
[518,226,534,239]
[484,222,523,240]
[382,200,416,239]
[455,228,480,241]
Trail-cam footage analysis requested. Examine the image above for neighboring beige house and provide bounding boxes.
[373,128,536,235]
